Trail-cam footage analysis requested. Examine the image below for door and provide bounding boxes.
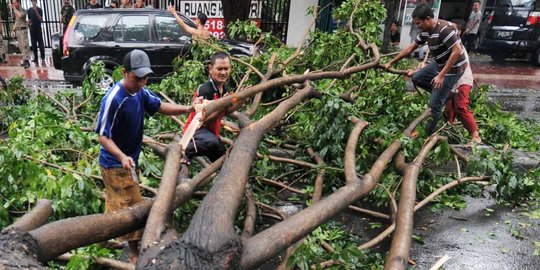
[153,14,192,75]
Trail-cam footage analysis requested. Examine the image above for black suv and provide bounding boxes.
[479,0,540,65]
[52,7,254,87]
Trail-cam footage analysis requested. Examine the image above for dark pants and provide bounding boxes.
[185,128,226,162]
[411,62,463,135]
[30,27,45,60]
[464,33,477,52]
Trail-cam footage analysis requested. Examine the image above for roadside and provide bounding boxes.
[0,49,64,82]
[409,196,540,270]
[469,53,540,122]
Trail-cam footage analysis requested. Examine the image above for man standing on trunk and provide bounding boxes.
[27,0,45,63]
[96,50,195,264]
[384,4,467,136]
[10,0,31,68]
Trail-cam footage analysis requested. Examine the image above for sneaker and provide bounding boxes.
[32,58,38,63]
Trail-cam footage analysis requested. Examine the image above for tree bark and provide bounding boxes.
[203,46,380,119]
[141,141,182,251]
[138,85,319,270]
[5,199,53,233]
[221,0,252,37]
[240,110,430,269]
[384,136,444,270]
[30,200,153,262]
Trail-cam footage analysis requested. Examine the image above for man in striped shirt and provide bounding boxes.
[384,3,467,136]
[95,49,194,263]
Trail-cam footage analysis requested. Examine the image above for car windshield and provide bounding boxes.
[497,0,536,7]
[74,15,109,41]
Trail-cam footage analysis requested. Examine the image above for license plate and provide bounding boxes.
[495,31,512,39]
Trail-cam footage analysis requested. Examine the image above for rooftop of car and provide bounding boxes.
[73,8,196,26]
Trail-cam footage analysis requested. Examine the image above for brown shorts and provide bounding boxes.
[100,166,143,242]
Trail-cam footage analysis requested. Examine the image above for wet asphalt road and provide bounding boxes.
[410,196,540,270]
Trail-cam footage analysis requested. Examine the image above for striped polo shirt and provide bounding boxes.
[414,19,467,75]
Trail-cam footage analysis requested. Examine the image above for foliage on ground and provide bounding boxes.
[0,0,539,268]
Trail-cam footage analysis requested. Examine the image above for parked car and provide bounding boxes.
[479,0,540,65]
[52,7,255,88]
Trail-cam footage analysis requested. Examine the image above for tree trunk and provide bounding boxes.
[30,200,153,262]
[138,86,319,270]
[141,141,182,251]
[5,199,53,233]
[221,0,252,36]
[384,136,443,270]
[0,228,43,270]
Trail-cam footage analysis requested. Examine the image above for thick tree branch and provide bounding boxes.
[241,186,257,239]
[203,45,380,122]
[240,110,429,269]
[141,140,183,251]
[4,200,53,233]
[384,136,445,270]
[344,117,370,185]
[139,85,320,269]
[318,175,490,269]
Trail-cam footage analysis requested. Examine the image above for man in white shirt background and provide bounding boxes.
[464,0,482,52]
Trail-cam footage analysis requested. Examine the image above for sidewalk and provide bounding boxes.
[0,49,64,82]
[468,53,540,90]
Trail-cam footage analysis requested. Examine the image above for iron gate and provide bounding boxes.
[260,0,290,42]
[0,0,290,48]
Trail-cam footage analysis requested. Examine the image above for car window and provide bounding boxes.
[74,15,109,41]
[114,16,151,42]
[497,0,536,8]
[155,16,189,42]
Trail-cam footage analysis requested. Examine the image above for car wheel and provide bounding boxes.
[532,47,540,67]
[97,69,114,92]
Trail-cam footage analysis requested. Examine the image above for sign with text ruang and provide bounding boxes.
[180,0,262,39]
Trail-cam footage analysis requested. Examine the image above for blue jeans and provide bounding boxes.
[411,62,463,135]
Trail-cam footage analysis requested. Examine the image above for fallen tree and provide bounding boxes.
[0,0,539,269]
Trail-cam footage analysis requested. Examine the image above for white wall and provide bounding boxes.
[286,0,318,47]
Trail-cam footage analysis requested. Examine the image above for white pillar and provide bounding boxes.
[286,0,318,47]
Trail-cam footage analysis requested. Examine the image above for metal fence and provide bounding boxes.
[0,0,290,48]
[260,0,290,42]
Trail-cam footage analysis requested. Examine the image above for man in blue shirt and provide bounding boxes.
[95,49,194,264]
